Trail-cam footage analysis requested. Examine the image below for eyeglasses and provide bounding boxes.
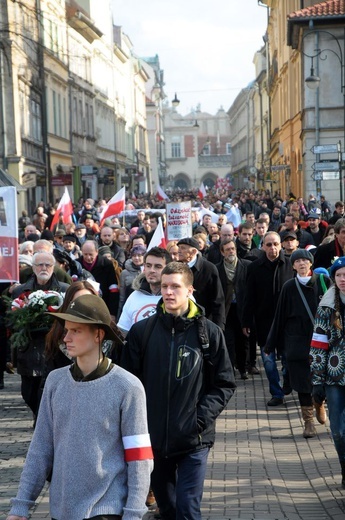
[264,242,280,247]
[33,263,54,269]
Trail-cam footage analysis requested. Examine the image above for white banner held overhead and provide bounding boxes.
[0,186,19,282]
[166,201,192,241]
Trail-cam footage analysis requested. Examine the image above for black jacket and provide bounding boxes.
[314,239,338,269]
[242,251,294,345]
[190,254,225,329]
[76,255,119,316]
[216,257,251,322]
[265,274,331,393]
[122,299,235,457]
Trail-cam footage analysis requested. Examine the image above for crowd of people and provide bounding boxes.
[3,186,345,519]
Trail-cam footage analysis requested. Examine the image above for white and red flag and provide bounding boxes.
[198,182,207,199]
[99,187,126,225]
[50,187,73,231]
[156,185,169,201]
[147,217,166,251]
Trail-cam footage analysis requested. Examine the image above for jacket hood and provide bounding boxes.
[131,271,160,295]
[124,258,142,273]
[156,297,205,325]
[319,284,336,309]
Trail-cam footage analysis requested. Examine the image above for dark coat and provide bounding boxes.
[122,299,235,457]
[190,254,225,329]
[11,274,70,377]
[76,255,119,316]
[265,274,331,393]
[313,239,339,269]
[216,257,251,322]
[242,251,294,345]
[207,241,222,265]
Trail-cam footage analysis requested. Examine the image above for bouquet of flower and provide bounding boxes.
[5,290,64,349]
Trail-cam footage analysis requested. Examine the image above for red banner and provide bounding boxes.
[0,187,19,282]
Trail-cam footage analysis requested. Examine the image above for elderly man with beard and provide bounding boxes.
[11,252,70,419]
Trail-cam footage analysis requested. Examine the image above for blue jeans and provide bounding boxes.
[260,348,284,399]
[151,447,210,520]
[325,385,345,464]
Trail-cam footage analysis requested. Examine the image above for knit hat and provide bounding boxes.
[98,245,113,257]
[18,254,32,267]
[40,229,54,242]
[130,245,146,256]
[49,294,119,342]
[290,248,314,265]
[62,234,77,243]
[177,237,200,250]
[54,229,65,237]
[314,267,330,277]
[329,256,345,277]
[26,233,40,242]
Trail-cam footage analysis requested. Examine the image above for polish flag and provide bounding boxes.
[156,185,169,201]
[147,217,166,251]
[50,187,73,231]
[99,187,126,225]
[198,182,207,199]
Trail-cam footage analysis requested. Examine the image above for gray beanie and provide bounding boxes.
[290,248,314,265]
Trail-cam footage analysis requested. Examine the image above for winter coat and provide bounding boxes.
[118,259,142,316]
[313,239,339,269]
[122,299,236,457]
[216,257,251,323]
[266,273,331,393]
[310,285,345,386]
[190,254,225,329]
[242,251,294,346]
[76,255,119,316]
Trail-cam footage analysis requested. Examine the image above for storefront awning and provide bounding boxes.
[0,169,26,192]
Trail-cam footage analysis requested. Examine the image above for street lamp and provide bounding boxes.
[172,93,180,107]
[301,28,345,201]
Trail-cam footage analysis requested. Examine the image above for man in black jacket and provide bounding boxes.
[76,240,119,317]
[122,262,235,520]
[242,231,294,406]
[177,237,225,329]
[314,217,345,269]
[217,239,251,379]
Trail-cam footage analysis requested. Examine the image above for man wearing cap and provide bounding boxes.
[177,237,225,329]
[6,294,153,520]
[53,229,65,250]
[62,234,81,260]
[305,208,328,247]
[314,217,345,269]
[75,223,87,247]
[98,226,126,268]
[242,231,294,406]
[280,230,299,257]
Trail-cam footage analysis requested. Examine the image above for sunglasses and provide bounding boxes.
[264,242,280,247]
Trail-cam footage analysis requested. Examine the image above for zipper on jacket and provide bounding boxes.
[176,345,184,378]
[165,327,175,455]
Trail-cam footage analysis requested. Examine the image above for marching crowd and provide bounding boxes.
[2,187,345,520]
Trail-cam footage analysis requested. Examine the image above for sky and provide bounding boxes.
[111,1,269,116]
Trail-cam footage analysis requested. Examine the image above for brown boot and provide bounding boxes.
[313,399,327,425]
[301,406,317,438]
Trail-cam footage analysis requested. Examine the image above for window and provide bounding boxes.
[171,142,181,158]
[226,143,232,155]
[203,144,211,156]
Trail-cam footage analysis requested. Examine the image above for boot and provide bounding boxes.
[341,461,345,489]
[301,406,317,438]
[313,399,327,425]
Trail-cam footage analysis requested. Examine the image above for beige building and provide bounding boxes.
[163,105,232,190]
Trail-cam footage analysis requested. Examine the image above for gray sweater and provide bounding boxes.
[9,365,153,519]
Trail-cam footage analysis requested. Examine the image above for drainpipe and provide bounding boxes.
[0,43,8,170]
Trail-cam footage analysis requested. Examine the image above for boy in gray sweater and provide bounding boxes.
[7,294,153,520]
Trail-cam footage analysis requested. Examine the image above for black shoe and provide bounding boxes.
[282,377,292,395]
[267,397,284,407]
[248,366,260,375]
[240,372,249,380]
